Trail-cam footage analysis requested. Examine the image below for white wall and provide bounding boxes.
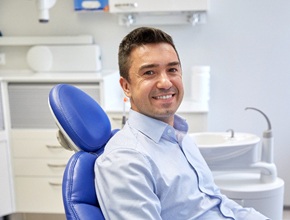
[1,0,290,205]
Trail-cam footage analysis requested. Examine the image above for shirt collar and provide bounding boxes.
[127,109,188,143]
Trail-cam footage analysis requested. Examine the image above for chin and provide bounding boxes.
[155,110,176,119]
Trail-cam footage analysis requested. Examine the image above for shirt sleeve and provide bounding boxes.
[219,194,270,220]
[94,148,162,220]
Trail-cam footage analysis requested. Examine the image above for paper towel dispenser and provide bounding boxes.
[109,0,209,26]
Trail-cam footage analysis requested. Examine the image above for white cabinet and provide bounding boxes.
[1,73,122,215]
[109,0,208,13]
[0,135,14,216]
[11,130,72,213]
[109,0,208,26]
[0,81,14,217]
[5,80,106,213]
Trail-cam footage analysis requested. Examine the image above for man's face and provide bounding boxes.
[120,43,184,125]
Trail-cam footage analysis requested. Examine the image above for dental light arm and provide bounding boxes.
[36,0,57,23]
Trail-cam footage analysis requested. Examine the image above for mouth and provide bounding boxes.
[153,94,175,100]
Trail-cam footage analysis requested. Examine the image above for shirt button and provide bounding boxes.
[167,129,172,134]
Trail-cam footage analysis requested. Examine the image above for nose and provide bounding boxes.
[156,72,172,89]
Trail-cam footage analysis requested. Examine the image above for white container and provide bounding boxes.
[26,45,102,72]
[214,172,284,220]
[190,66,210,102]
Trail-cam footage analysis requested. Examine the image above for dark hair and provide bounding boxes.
[118,27,180,81]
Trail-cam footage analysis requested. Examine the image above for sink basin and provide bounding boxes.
[190,132,260,148]
[189,132,261,170]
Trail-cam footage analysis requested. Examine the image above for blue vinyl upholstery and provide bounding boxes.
[48,84,115,220]
[63,151,104,220]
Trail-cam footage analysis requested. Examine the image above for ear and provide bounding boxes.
[119,77,131,98]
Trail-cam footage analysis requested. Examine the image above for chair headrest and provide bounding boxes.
[49,84,112,152]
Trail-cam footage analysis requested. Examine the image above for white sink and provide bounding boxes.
[191,132,260,147]
[190,132,261,170]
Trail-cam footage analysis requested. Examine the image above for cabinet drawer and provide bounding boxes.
[11,129,73,158]
[12,138,73,158]
[11,129,58,139]
[14,158,67,176]
[15,177,64,213]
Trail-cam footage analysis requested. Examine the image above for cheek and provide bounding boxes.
[178,81,184,92]
[139,81,154,96]
[175,77,184,91]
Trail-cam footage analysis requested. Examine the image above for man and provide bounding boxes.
[95,27,269,219]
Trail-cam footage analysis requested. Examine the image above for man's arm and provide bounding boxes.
[219,194,270,220]
[94,148,162,220]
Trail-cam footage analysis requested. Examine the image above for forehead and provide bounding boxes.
[130,43,179,65]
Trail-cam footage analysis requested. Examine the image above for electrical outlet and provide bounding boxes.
[0,53,6,65]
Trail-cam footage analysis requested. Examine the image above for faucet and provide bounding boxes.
[226,129,235,138]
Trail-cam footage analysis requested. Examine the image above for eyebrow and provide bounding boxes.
[139,61,181,71]
[168,61,181,67]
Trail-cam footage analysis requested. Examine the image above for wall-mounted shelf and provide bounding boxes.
[117,12,207,26]
[109,0,208,13]
[109,0,208,26]
[0,35,93,46]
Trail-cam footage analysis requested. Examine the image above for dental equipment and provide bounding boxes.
[36,0,57,23]
[122,97,128,127]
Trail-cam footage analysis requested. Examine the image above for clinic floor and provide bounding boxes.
[284,207,290,220]
[2,208,290,219]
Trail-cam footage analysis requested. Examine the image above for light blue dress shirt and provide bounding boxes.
[95,110,269,220]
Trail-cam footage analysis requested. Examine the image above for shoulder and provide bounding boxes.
[105,125,139,152]
[97,126,148,163]
[95,129,155,176]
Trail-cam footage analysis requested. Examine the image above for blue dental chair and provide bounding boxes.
[48,84,116,220]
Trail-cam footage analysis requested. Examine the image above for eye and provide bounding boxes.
[168,67,181,75]
[168,68,178,73]
[144,70,154,76]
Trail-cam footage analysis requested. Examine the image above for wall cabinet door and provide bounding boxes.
[8,83,101,129]
[0,139,14,217]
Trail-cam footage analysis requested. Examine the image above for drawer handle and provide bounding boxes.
[114,2,138,9]
[112,117,122,121]
[46,144,63,149]
[47,163,67,168]
[48,181,62,186]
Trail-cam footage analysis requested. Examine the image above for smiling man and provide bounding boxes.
[94,27,269,220]
[120,39,183,125]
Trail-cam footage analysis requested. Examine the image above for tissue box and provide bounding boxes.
[74,0,109,11]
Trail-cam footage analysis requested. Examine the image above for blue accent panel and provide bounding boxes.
[74,0,108,11]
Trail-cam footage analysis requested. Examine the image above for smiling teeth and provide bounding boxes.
[156,95,172,100]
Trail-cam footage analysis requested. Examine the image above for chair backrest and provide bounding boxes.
[48,84,114,220]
